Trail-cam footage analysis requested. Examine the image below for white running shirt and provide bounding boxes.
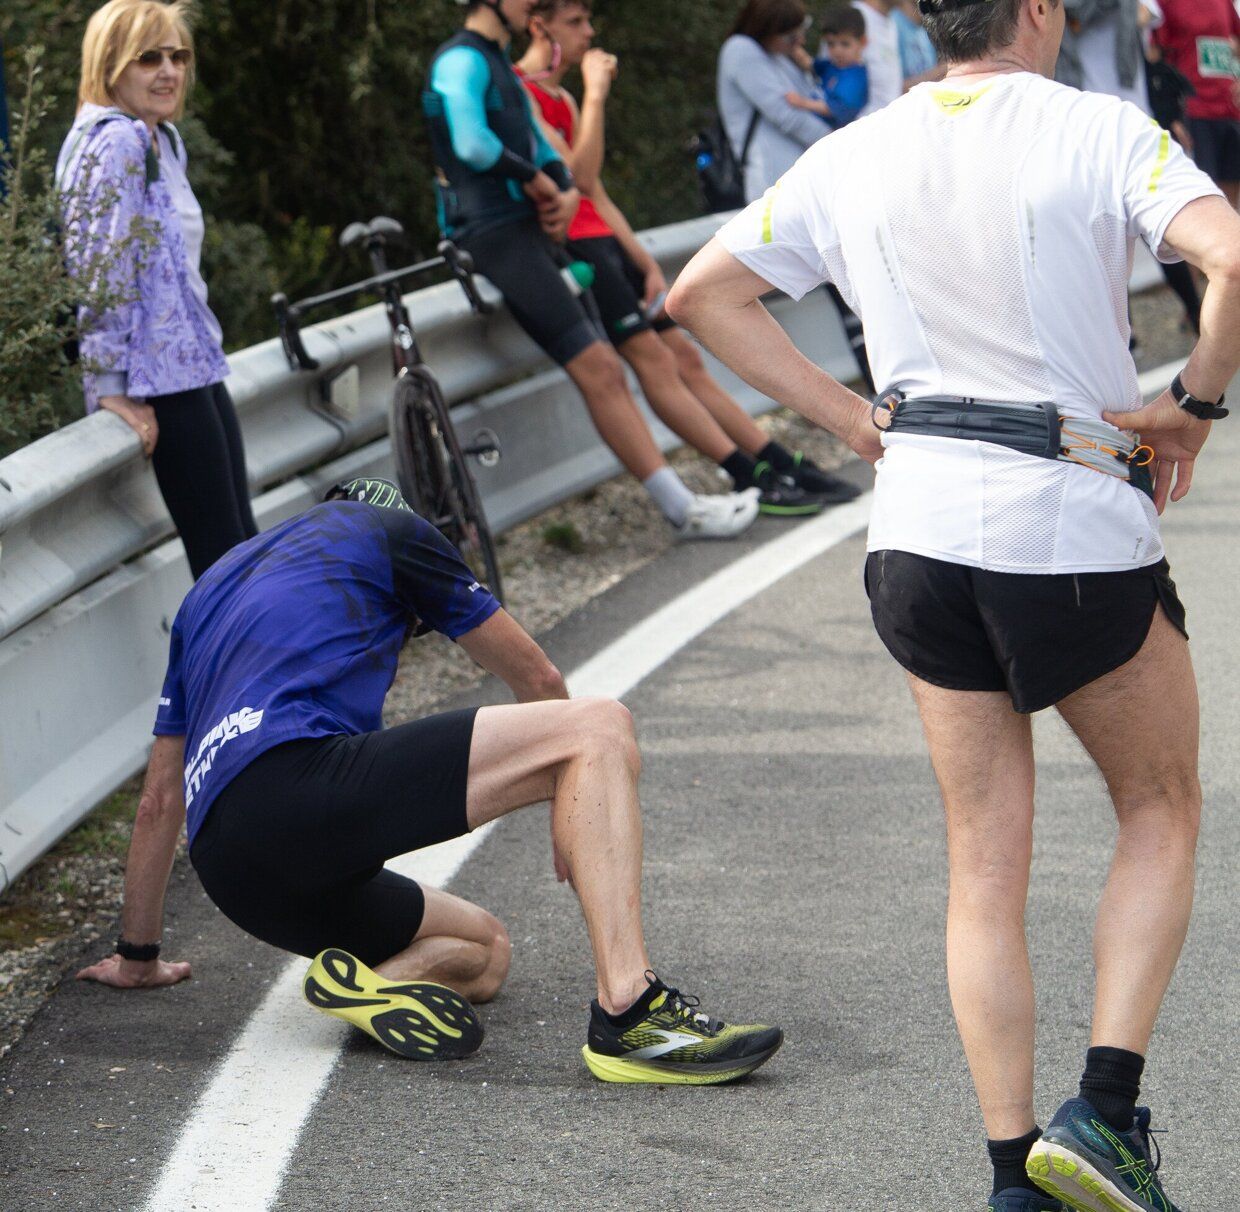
[718,72,1220,573]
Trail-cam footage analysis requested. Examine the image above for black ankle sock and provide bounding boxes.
[599,981,660,1029]
[720,449,758,488]
[757,440,795,473]
[987,1126,1043,1197]
[1080,1046,1144,1133]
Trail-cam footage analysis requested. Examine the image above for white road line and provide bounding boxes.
[144,495,872,1212]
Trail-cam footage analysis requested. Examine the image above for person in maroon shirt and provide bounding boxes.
[1154,0,1240,206]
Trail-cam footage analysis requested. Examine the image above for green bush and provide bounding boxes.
[0,48,152,459]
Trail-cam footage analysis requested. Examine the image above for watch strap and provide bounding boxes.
[116,938,161,962]
[1171,372,1229,420]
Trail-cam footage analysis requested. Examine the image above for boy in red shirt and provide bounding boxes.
[515,0,860,509]
[1154,0,1240,206]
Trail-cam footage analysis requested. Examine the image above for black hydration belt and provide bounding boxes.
[876,395,1155,498]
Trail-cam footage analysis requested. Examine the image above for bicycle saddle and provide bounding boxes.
[339,216,405,249]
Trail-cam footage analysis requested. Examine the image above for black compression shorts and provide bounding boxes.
[864,551,1188,714]
[568,235,677,347]
[458,218,604,366]
[189,709,479,966]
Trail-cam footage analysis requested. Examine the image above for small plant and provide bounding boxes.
[542,520,586,554]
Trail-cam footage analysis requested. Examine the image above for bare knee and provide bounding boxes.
[572,344,629,402]
[1112,769,1201,844]
[669,334,707,377]
[567,697,641,778]
[625,332,678,380]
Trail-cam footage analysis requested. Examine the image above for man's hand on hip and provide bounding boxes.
[1105,390,1212,514]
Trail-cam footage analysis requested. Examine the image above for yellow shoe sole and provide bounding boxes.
[303,948,483,1061]
[1026,1140,1148,1212]
[581,1037,781,1085]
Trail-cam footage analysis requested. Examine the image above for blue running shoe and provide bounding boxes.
[1026,1099,1180,1212]
[988,1188,1067,1211]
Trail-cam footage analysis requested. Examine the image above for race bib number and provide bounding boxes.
[1197,36,1240,80]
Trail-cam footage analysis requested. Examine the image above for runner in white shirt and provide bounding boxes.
[668,0,1240,1207]
[853,0,905,111]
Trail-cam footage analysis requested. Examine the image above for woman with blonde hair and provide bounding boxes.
[57,0,257,580]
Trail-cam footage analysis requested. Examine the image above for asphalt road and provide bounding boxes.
[1,413,1236,1212]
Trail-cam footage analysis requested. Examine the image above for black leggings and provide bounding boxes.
[149,382,258,579]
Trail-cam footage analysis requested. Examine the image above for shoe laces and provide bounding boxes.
[1133,1108,1164,1172]
[645,970,717,1032]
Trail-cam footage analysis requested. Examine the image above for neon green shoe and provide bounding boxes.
[303,948,483,1060]
[582,972,782,1085]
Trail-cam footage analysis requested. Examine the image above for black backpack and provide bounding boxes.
[690,108,760,214]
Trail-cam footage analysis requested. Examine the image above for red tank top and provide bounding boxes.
[516,70,615,241]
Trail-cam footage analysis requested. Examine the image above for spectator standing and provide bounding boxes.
[851,0,904,113]
[1153,0,1240,207]
[717,0,828,204]
[57,0,256,580]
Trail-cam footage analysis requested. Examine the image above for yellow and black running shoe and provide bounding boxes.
[303,948,483,1061]
[582,971,782,1085]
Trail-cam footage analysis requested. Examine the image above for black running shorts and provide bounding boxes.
[459,218,604,366]
[567,235,676,347]
[864,551,1188,714]
[190,709,479,966]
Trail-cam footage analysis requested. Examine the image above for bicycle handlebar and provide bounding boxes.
[272,241,492,372]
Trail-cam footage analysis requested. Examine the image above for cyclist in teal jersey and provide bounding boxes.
[423,0,761,539]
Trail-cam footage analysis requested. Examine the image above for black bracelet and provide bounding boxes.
[116,938,161,962]
[1171,372,1229,420]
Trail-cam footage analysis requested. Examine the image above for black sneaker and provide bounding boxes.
[1027,1099,1181,1212]
[988,1189,1067,1212]
[581,972,783,1085]
[751,461,831,516]
[786,450,862,502]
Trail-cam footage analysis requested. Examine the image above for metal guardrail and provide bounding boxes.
[0,213,855,892]
[0,216,1167,893]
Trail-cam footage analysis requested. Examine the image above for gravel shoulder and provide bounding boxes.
[0,284,1196,1059]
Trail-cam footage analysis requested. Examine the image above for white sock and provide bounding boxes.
[642,466,694,527]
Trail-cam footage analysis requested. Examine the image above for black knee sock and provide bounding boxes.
[757,440,795,473]
[1079,1046,1144,1132]
[720,448,758,488]
[987,1126,1043,1196]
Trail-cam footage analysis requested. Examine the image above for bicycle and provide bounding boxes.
[272,217,505,603]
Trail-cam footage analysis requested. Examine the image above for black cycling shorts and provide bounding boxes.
[568,235,676,347]
[864,551,1188,714]
[458,218,604,366]
[189,709,479,966]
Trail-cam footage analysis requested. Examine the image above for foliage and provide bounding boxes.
[2,0,746,453]
[0,47,151,459]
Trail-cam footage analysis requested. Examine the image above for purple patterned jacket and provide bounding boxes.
[57,106,229,412]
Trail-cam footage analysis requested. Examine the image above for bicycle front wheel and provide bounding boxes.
[389,368,505,604]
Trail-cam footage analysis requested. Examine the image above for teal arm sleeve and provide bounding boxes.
[431,47,538,180]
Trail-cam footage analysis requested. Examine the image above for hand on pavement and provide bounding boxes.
[76,953,192,989]
[1104,389,1213,514]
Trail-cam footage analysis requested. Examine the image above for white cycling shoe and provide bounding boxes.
[671,488,760,540]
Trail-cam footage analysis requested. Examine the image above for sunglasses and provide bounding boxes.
[132,46,193,69]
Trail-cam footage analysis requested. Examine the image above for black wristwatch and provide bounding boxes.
[116,938,161,962]
[1171,372,1229,420]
